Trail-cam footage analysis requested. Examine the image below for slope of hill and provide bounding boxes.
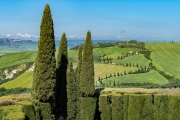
[1,42,180,89]
[102,70,169,85]
[94,63,138,80]
[0,51,36,69]
[145,42,180,79]
[0,71,32,89]
[113,54,151,68]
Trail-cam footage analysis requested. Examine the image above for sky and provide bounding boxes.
[0,0,180,41]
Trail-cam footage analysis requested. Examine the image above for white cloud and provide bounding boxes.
[0,33,40,40]
[6,34,11,37]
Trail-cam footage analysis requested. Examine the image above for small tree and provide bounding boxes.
[136,63,139,67]
[79,30,95,96]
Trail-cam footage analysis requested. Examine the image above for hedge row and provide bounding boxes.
[99,94,180,120]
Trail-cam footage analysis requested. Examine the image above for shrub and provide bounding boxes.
[80,97,96,120]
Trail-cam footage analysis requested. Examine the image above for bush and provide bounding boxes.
[168,95,180,119]
[0,100,15,107]
[128,94,154,120]
[0,87,31,97]
[22,104,36,120]
[39,102,53,120]
[99,95,111,120]
[0,105,25,120]
[154,94,169,120]
[80,97,97,120]
[111,94,123,120]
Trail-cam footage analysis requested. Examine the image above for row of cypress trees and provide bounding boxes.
[31,4,96,120]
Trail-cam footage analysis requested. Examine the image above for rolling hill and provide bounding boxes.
[145,42,180,79]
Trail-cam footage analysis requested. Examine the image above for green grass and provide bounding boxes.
[95,63,138,80]
[113,54,151,67]
[145,43,180,78]
[0,51,36,69]
[93,46,138,59]
[102,70,169,85]
[0,71,33,89]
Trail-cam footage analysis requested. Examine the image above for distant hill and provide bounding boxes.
[0,38,37,46]
[0,38,38,54]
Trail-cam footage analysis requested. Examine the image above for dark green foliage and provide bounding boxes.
[80,30,94,97]
[75,45,83,120]
[80,97,97,120]
[154,94,169,120]
[75,45,83,87]
[32,4,56,102]
[0,87,31,97]
[128,94,154,120]
[22,104,36,120]
[67,62,76,120]
[39,102,53,120]
[99,95,111,120]
[56,33,68,69]
[111,95,123,120]
[56,33,68,117]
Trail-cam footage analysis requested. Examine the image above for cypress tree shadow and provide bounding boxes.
[56,54,68,119]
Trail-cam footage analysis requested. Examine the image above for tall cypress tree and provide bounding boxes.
[32,4,56,103]
[79,31,96,120]
[75,45,83,120]
[80,30,95,97]
[56,33,68,118]
[67,62,76,120]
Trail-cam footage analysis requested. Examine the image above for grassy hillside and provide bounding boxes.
[0,51,36,69]
[102,70,169,85]
[1,43,179,89]
[1,63,138,88]
[93,46,138,59]
[94,63,138,80]
[0,71,32,89]
[113,54,151,67]
[145,43,180,78]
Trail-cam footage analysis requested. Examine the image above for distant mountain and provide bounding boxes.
[0,38,38,54]
[0,38,121,54]
[0,38,37,46]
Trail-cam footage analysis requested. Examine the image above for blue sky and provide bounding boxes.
[0,0,180,41]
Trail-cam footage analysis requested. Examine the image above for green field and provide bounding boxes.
[102,70,169,85]
[0,51,36,69]
[113,54,151,67]
[94,63,138,80]
[0,71,32,89]
[93,46,138,59]
[145,43,180,78]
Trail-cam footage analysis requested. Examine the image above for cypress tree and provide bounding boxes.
[32,4,56,103]
[75,45,83,120]
[31,4,56,119]
[79,31,96,120]
[67,62,76,120]
[80,30,95,97]
[56,33,68,117]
